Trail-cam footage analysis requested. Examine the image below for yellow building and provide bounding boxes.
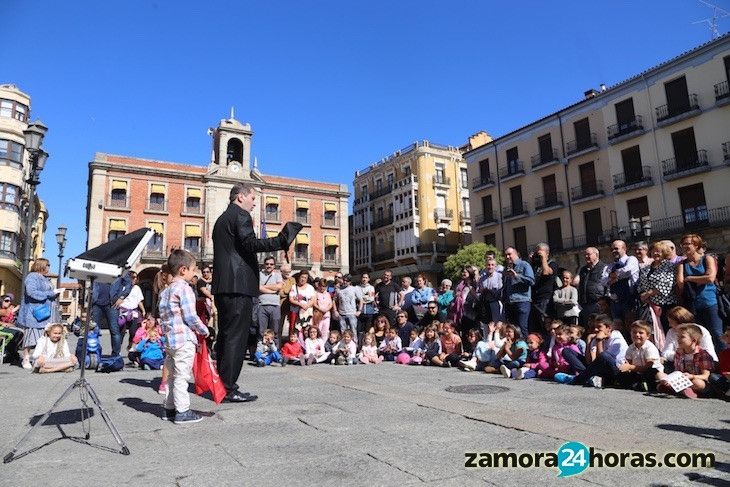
[466,35,730,267]
[351,136,490,281]
[0,84,48,299]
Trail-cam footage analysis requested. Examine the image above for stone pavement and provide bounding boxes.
[0,335,728,486]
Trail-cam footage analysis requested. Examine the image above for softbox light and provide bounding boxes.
[66,228,155,283]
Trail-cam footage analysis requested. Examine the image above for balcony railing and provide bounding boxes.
[723,141,730,162]
[292,255,311,266]
[183,203,203,215]
[661,150,709,179]
[607,115,644,140]
[146,199,167,212]
[534,192,564,211]
[570,180,604,201]
[108,196,129,209]
[502,202,528,219]
[433,208,454,221]
[645,206,730,240]
[472,175,495,189]
[714,81,729,101]
[295,213,310,225]
[498,160,525,179]
[474,212,498,226]
[612,165,652,191]
[562,230,616,250]
[372,250,395,263]
[530,149,559,169]
[369,184,393,201]
[432,175,451,186]
[371,214,394,230]
[265,210,280,222]
[655,94,699,123]
[459,211,471,221]
[142,247,167,259]
[322,255,341,267]
[566,133,598,156]
[322,216,339,227]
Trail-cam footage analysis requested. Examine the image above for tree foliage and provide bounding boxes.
[443,242,503,283]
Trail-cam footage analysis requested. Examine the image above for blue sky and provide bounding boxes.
[2,0,728,263]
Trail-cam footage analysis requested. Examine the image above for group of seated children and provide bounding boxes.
[128,313,165,370]
[250,306,729,400]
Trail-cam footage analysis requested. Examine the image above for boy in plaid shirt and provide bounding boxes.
[159,250,209,424]
[657,324,714,399]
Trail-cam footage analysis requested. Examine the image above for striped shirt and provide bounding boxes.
[159,277,209,350]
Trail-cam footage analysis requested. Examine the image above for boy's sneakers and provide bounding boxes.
[553,373,575,384]
[499,364,511,378]
[161,409,176,421]
[514,367,527,380]
[173,410,203,424]
[256,359,265,367]
[634,381,649,392]
[158,382,168,395]
[589,376,603,389]
[279,357,286,367]
[22,358,32,370]
[336,356,346,365]
[680,387,698,399]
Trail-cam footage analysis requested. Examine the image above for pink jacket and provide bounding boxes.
[547,342,581,375]
[525,349,550,374]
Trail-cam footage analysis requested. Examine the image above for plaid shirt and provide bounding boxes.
[159,277,209,350]
[674,346,715,375]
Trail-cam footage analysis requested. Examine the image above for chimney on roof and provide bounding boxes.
[584,88,600,99]
[600,83,607,92]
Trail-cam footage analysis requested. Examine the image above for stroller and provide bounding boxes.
[72,319,103,370]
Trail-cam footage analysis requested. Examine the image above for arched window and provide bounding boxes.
[226,138,243,163]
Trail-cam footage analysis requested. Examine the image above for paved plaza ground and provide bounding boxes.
[0,334,728,486]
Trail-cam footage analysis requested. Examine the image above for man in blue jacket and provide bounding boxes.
[503,247,535,338]
[92,271,132,356]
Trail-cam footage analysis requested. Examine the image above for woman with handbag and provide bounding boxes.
[676,233,726,352]
[288,271,315,341]
[636,241,677,334]
[17,258,61,370]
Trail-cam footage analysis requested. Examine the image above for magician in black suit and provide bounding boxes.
[212,182,301,402]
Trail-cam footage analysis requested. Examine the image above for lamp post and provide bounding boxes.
[55,225,67,289]
[641,217,652,244]
[19,120,49,304]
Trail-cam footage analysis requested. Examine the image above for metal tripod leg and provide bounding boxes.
[81,379,130,455]
[3,379,80,463]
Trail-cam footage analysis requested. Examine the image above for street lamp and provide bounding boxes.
[19,120,49,304]
[629,216,640,238]
[55,225,67,289]
[641,217,652,243]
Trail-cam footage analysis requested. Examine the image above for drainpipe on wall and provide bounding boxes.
[494,143,505,247]
[641,72,669,216]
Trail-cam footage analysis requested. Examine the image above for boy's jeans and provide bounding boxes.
[255,350,282,365]
[163,342,195,413]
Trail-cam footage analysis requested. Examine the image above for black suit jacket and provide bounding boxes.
[212,203,285,296]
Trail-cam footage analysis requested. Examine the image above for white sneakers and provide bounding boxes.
[22,359,32,371]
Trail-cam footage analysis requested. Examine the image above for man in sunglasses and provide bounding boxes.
[258,257,283,345]
[417,302,441,329]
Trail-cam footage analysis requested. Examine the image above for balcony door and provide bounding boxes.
[513,226,527,258]
[665,76,690,116]
[481,195,493,220]
[538,134,553,163]
[621,145,643,183]
[542,174,557,204]
[626,196,649,220]
[615,98,636,128]
[574,118,591,149]
[579,161,597,193]
[671,127,698,170]
[545,218,563,251]
[479,158,490,181]
[583,208,603,244]
[510,186,523,214]
[678,183,708,226]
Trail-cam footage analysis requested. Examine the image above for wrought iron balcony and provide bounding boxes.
[432,175,451,186]
[459,211,471,221]
[182,203,204,215]
[570,180,604,201]
[612,165,653,192]
[534,192,564,211]
[498,160,525,180]
[265,210,280,223]
[322,255,341,267]
[146,199,167,212]
[607,115,644,141]
[530,149,559,169]
[502,202,528,219]
[714,81,729,101]
[661,150,709,180]
[292,255,312,266]
[566,133,598,156]
[370,214,394,230]
[433,208,454,221]
[472,175,495,190]
[295,213,310,225]
[322,216,339,228]
[474,212,498,227]
[369,184,393,201]
[655,94,699,123]
[107,196,129,209]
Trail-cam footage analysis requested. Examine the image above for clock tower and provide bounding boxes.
[208,108,253,180]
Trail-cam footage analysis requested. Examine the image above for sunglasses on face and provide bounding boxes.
[428,306,438,310]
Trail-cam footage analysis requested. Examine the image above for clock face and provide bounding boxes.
[229,163,240,173]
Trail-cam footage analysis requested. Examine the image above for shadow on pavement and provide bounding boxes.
[120,377,161,390]
[29,408,95,426]
[117,397,162,418]
[655,423,730,442]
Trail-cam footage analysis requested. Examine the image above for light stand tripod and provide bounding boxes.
[4,275,129,463]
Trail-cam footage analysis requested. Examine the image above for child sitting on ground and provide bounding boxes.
[358,333,383,364]
[334,330,357,365]
[435,320,463,367]
[304,326,327,365]
[405,327,422,354]
[568,324,587,355]
[485,323,526,374]
[541,318,560,358]
[378,327,403,361]
[465,322,504,371]
[32,323,78,373]
[661,306,718,373]
[135,328,165,370]
[548,325,583,382]
[457,328,482,371]
[323,330,341,364]
[128,313,159,365]
[281,331,305,365]
[616,320,663,391]
[507,333,549,379]
[412,324,441,365]
[708,328,729,397]
[656,324,713,399]
[255,329,284,367]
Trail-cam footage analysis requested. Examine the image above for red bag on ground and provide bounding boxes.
[192,339,227,404]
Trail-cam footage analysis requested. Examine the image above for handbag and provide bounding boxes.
[32,303,52,322]
[193,339,227,404]
[715,286,730,321]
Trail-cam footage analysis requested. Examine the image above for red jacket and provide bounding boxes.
[281,341,303,358]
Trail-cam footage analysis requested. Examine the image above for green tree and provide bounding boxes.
[443,242,503,283]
